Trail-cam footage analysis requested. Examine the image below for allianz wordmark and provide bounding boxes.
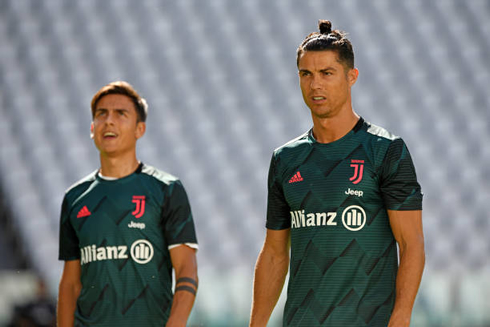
[290,205,367,232]
[80,239,154,265]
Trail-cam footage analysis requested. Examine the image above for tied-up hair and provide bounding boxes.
[91,81,148,122]
[296,20,354,70]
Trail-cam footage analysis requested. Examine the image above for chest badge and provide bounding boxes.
[132,195,146,218]
[349,159,364,184]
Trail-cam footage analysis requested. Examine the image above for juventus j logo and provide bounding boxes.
[349,159,364,184]
[132,195,146,218]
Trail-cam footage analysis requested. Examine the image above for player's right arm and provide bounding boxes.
[57,259,82,327]
[249,228,290,327]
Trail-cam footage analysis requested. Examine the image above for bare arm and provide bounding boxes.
[249,228,290,327]
[166,245,198,327]
[388,210,425,327]
[57,260,82,327]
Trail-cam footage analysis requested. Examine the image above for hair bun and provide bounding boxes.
[318,20,332,34]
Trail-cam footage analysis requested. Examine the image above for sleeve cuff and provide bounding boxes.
[168,243,199,251]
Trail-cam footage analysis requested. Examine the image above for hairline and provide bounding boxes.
[297,49,354,73]
[91,86,147,123]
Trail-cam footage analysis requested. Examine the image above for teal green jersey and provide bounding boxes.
[58,163,198,326]
[266,118,422,327]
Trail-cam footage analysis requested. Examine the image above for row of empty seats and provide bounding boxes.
[1,0,489,325]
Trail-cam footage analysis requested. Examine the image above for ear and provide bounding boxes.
[135,122,146,139]
[90,122,94,139]
[348,68,359,87]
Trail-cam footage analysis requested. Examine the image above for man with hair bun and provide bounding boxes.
[57,81,198,327]
[250,20,424,327]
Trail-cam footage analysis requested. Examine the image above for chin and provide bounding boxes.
[98,146,119,155]
[310,109,334,119]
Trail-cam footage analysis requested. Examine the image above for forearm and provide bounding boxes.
[249,249,289,327]
[166,263,198,327]
[389,241,425,327]
[166,284,197,327]
[57,283,81,327]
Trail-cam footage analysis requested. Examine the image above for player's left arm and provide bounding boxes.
[387,209,425,327]
[166,244,198,327]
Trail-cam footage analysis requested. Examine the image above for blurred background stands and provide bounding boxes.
[0,0,489,326]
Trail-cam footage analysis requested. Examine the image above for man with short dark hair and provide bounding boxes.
[58,81,198,327]
[250,21,425,327]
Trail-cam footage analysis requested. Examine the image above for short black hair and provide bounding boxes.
[297,20,354,69]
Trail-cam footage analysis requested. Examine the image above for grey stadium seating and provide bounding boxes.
[0,0,489,325]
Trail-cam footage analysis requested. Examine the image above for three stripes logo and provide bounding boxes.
[349,159,364,184]
[77,206,91,218]
[289,171,304,184]
[132,195,146,218]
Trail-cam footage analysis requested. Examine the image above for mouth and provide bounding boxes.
[312,96,326,101]
[103,132,117,139]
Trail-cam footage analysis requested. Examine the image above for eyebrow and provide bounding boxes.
[298,69,309,73]
[95,108,130,112]
[299,66,337,73]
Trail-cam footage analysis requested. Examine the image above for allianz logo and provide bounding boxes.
[290,210,337,228]
[290,205,366,231]
[80,239,154,265]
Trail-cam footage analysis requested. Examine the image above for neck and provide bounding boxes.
[311,109,360,143]
[99,153,140,178]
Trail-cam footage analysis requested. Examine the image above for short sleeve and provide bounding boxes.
[162,180,198,247]
[380,138,423,210]
[266,153,291,230]
[58,196,81,261]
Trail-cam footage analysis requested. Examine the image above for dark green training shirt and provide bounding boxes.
[266,118,423,327]
[59,163,198,326]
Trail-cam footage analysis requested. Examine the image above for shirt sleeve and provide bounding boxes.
[266,152,291,230]
[162,180,198,248]
[58,195,81,261]
[380,138,423,210]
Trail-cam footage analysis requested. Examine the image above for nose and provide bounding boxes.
[105,111,116,124]
[310,75,322,90]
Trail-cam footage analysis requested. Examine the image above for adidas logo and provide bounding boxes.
[77,206,91,218]
[288,171,304,183]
